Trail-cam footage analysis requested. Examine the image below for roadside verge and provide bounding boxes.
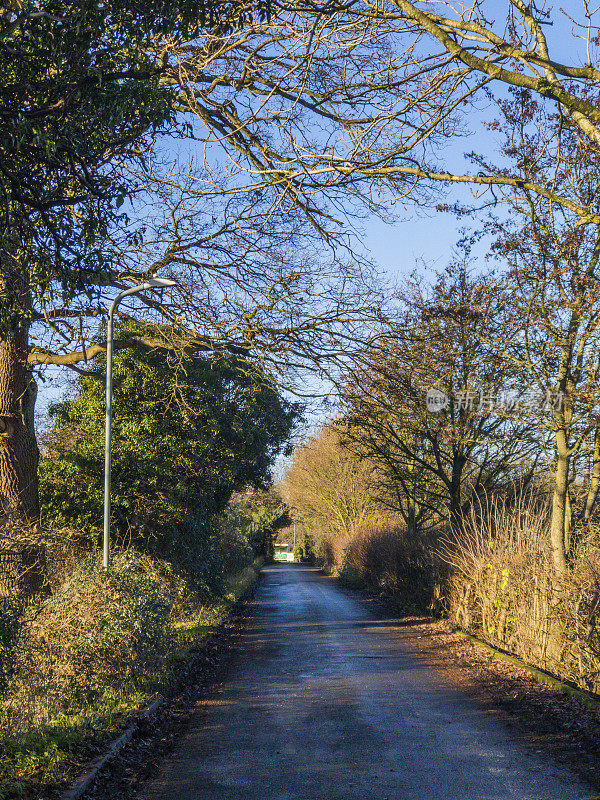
[59,557,263,800]
[9,557,263,800]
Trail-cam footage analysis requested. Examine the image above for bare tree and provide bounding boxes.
[477,91,600,573]
[28,165,382,393]
[150,2,600,229]
[282,423,386,549]
[340,263,536,532]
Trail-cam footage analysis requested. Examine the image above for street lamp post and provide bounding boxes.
[103,278,177,572]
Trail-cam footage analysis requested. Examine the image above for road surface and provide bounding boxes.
[141,564,597,800]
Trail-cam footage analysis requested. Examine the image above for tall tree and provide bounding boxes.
[479,90,600,573]
[282,423,386,548]
[40,323,300,582]
[0,0,199,522]
[341,264,534,531]
[0,0,294,531]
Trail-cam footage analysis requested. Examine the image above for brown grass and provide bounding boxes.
[443,494,600,692]
[332,492,600,694]
[337,522,446,611]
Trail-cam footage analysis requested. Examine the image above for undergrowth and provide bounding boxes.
[0,553,263,800]
[329,495,600,696]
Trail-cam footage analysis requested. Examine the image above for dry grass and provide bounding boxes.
[337,522,446,611]
[442,493,600,693]
[332,493,600,695]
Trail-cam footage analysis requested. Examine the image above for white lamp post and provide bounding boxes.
[103,278,177,572]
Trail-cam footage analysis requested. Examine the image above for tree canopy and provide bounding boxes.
[40,325,301,575]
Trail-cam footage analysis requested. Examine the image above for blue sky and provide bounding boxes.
[361,211,461,282]
[36,1,596,425]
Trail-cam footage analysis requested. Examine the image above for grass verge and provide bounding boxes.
[0,557,263,800]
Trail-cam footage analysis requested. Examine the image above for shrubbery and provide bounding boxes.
[324,492,600,694]
[339,522,444,611]
[321,520,446,612]
[39,326,300,591]
[445,495,600,692]
[0,546,265,799]
[3,553,176,727]
[0,490,282,728]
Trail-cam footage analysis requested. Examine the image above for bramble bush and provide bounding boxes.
[0,546,265,799]
[4,552,175,725]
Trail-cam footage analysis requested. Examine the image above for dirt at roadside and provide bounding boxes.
[355,592,600,795]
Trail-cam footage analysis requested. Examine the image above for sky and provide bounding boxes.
[35,0,597,431]
[361,212,462,281]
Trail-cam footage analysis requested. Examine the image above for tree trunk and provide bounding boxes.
[406,453,417,537]
[0,259,43,597]
[584,428,600,524]
[583,436,592,490]
[449,454,465,532]
[564,485,572,559]
[0,327,39,520]
[550,440,569,576]
[449,482,463,532]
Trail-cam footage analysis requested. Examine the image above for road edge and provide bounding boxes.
[451,625,600,710]
[335,574,600,710]
[59,561,264,800]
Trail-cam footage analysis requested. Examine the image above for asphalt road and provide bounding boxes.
[141,564,597,800]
